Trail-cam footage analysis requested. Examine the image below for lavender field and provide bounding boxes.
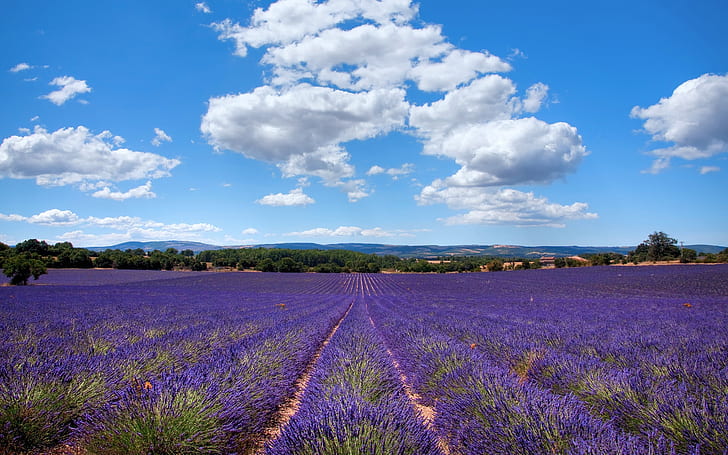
[1,265,727,454]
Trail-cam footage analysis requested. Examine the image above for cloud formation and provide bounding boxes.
[151,128,172,146]
[366,163,414,179]
[41,76,91,105]
[0,126,180,187]
[195,2,211,13]
[91,181,156,201]
[0,209,221,245]
[284,225,401,238]
[202,84,407,190]
[256,187,315,206]
[417,184,597,227]
[205,0,591,225]
[631,73,728,172]
[10,62,31,73]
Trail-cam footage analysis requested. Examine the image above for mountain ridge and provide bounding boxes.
[87,241,727,258]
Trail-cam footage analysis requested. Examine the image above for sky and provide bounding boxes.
[1,0,727,248]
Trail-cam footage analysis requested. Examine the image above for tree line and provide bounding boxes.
[2,232,726,285]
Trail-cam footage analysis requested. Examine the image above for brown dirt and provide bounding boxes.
[252,299,355,454]
[367,309,451,455]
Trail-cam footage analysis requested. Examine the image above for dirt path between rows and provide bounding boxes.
[252,299,355,454]
[366,304,451,455]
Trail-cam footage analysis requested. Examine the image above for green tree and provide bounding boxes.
[276,257,305,272]
[3,254,47,285]
[14,239,51,256]
[680,248,697,263]
[486,259,504,272]
[629,231,681,262]
[257,258,276,272]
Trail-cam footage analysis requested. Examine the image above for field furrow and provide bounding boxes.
[1,265,726,454]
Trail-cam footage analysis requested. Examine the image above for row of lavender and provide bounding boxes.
[1,266,726,454]
[367,265,728,454]
[0,272,352,454]
[266,297,441,455]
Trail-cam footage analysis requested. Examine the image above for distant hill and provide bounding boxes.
[88,241,223,254]
[89,241,726,258]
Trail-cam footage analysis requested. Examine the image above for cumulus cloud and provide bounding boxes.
[332,179,370,202]
[426,118,586,187]
[263,23,449,90]
[522,82,549,113]
[10,62,31,72]
[409,75,520,135]
[2,209,82,226]
[285,225,395,238]
[202,84,407,188]
[213,0,418,58]
[202,84,407,162]
[256,187,315,206]
[206,0,591,223]
[195,2,211,13]
[91,181,157,201]
[151,128,172,146]
[241,227,259,235]
[366,163,414,179]
[0,209,222,245]
[0,126,180,187]
[409,49,512,92]
[417,183,597,227]
[41,76,91,105]
[631,73,728,172]
[28,209,81,225]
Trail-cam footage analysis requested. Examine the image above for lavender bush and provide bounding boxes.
[0,265,726,454]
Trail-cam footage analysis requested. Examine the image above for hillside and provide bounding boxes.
[88,241,726,258]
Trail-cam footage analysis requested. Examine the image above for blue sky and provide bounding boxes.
[1,0,726,248]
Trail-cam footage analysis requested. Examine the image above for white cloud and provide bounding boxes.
[700,166,720,175]
[0,126,180,187]
[151,128,172,146]
[0,213,26,223]
[202,83,407,183]
[58,217,221,245]
[41,76,91,105]
[631,73,728,172]
[27,209,81,225]
[285,225,395,238]
[409,75,519,135]
[0,209,222,246]
[427,118,587,187]
[10,62,31,72]
[409,49,511,92]
[417,183,597,227]
[522,82,549,113]
[366,163,414,179]
[207,0,591,223]
[91,181,157,201]
[641,156,671,175]
[256,187,315,206]
[277,145,354,183]
[0,209,80,226]
[241,228,259,235]
[333,179,370,202]
[212,0,418,58]
[195,2,211,13]
[264,22,449,90]
[508,48,526,60]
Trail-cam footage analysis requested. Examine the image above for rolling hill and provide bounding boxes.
[88,241,726,258]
